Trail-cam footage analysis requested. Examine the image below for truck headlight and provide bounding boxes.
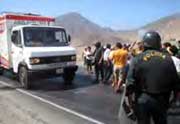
[71,56,76,61]
[30,58,40,64]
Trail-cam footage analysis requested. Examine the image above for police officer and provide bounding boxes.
[125,31,180,124]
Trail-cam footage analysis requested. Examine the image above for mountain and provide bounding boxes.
[55,12,180,60]
[55,12,180,48]
[143,13,180,29]
[55,12,123,47]
[140,13,180,41]
[117,13,180,42]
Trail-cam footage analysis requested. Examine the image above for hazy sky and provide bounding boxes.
[0,0,180,30]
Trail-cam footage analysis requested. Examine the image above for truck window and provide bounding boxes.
[23,27,68,47]
[12,31,22,47]
[55,31,66,42]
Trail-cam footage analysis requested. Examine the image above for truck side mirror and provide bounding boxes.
[67,35,71,42]
[11,33,16,43]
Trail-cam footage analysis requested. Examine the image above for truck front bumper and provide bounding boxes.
[63,65,78,73]
[28,65,78,76]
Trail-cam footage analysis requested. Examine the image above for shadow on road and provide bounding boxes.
[1,70,97,92]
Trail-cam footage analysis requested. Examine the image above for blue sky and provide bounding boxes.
[0,0,180,30]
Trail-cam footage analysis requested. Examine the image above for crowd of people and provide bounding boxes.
[82,36,180,94]
[82,31,180,124]
[82,41,128,93]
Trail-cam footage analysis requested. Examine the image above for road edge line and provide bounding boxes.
[0,81,105,124]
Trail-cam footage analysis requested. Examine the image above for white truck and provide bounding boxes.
[0,12,78,89]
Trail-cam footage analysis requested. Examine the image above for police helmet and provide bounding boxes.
[142,31,161,50]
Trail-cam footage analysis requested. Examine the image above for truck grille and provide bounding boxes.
[30,55,76,65]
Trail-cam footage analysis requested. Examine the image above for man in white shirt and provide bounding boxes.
[103,44,113,84]
[172,56,180,75]
[167,45,180,75]
[85,46,93,73]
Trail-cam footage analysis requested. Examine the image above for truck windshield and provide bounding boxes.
[23,27,68,47]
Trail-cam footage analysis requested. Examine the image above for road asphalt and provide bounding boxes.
[0,66,179,124]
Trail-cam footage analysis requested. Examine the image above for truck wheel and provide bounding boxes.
[0,67,3,75]
[63,71,75,85]
[18,66,31,89]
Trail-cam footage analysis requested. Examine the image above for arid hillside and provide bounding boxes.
[55,12,180,59]
[56,12,180,45]
[55,12,123,47]
[116,13,180,42]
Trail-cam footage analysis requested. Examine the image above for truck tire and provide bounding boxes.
[18,66,31,89]
[63,71,75,85]
[0,67,3,75]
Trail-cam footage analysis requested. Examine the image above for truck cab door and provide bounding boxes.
[11,30,23,73]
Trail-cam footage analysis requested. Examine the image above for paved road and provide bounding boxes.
[0,67,120,124]
[0,83,95,124]
[0,67,180,124]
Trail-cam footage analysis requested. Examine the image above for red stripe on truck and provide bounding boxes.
[1,64,9,69]
[0,16,5,21]
[0,56,10,68]
[0,15,55,22]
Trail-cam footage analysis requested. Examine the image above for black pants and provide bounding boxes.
[94,63,104,81]
[136,93,170,124]
[86,59,92,72]
[103,61,113,82]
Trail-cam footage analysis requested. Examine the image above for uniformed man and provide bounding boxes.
[125,31,180,124]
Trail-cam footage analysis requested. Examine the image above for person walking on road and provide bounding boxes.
[109,42,128,93]
[103,44,113,84]
[82,47,88,66]
[125,31,180,124]
[85,46,93,74]
[167,45,180,77]
[93,42,104,83]
[177,40,180,59]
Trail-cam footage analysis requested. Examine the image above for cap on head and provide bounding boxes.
[142,31,161,50]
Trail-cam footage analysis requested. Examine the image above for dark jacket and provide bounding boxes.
[93,47,104,64]
[126,50,180,95]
